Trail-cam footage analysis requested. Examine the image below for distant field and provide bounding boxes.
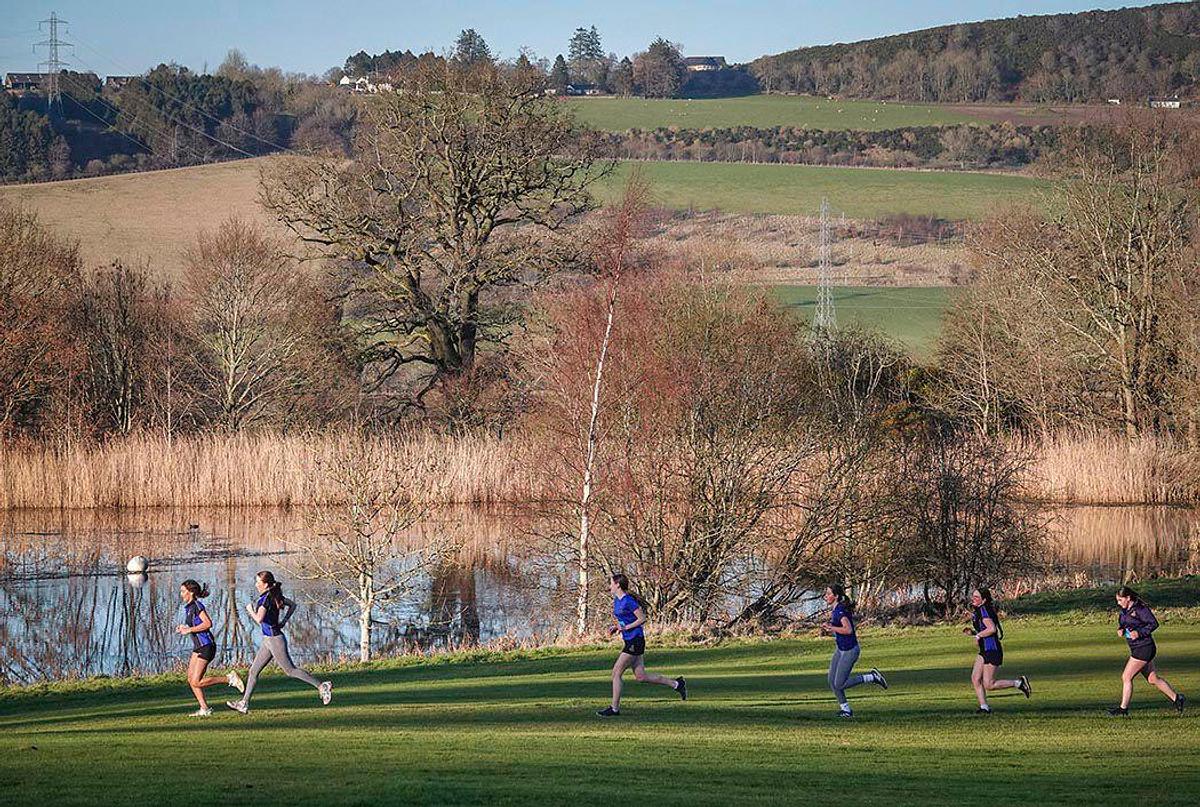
[770,285,955,356]
[0,158,1037,277]
[567,95,982,131]
[601,161,1052,220]
[564,95,1093,131]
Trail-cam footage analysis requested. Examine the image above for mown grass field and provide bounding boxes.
[770,286,957,356]
[2,600,1197,806]
[563,95,1065,131]
[600,161,1052,220]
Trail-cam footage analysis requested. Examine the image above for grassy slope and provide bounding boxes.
[2,609,1197,806]
[769,286,956,356]
[564,95,987,131]
[600,161,1052,220]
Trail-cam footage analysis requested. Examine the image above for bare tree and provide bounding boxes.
[289,445,456,662]
[183,218,340,430]
[0,204,82,437]
[74,261,171,435]
[261,61,610,408]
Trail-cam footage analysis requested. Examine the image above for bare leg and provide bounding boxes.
[1142,660,1178,703]
[982,665,1020,691]
[971,655,987,707]
[187,655,226,710]
[631,655,679,689]
[611,652,635,711]
[1120,656,1148,709]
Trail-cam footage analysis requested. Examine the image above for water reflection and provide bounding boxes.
[1,504,1196,685]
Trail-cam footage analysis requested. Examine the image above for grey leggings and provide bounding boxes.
[828,645,868,706]
[242,633,321,703]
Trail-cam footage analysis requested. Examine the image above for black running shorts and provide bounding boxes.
[621,636,646,656]
[193,643,217,663]
[1130,642,1156,663]
[979,648,1003,667]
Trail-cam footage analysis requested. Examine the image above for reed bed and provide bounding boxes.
[1022,431,1200,505]
[0,430,546,510]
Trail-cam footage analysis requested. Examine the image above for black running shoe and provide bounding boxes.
[837,710,853,719]
[1105,706,1129,718]
[675,677,687,701]
[870,668,888,690]
[596,706,620,718]
[1018,676,1032,699]
[1174,693,1186,715]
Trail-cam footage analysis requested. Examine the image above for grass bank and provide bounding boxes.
[599,160,1053,220]
[2,605,1196,806]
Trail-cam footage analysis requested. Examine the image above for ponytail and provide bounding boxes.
[257,570,287,611]
[976,586,1003,640]
[611,573,645,610]
[181,579,209,599]
[829,583,855,615]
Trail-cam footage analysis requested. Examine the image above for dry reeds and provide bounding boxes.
[0,430,545,510]
[1022,431,1200,505]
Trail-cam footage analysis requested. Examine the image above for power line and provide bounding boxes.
[34,11,72,111]
[811,197,837,333]
[71,34,297,155]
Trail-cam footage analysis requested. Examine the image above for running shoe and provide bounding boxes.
[870,668,888,690]
[226,699,249,715]
[228,671,245,693]
[188,707,212,718]
[319,681,333,705]
[675,677,687,701]
[975,707,992,715]
[596,706,620,718]
[1105,706,1128,718]
[1174,693,1186,715]
[837,709,853,719]
[1018,676,1032,699]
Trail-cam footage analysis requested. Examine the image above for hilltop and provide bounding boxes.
[752,1,1200,102]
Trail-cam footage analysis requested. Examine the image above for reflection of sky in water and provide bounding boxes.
[1,505,1196,684]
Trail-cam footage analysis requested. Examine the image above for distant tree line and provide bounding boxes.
[608,122,1059,170]
[752,1,1200,102]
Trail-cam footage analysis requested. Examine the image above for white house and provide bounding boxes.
[1148,96,1181,109]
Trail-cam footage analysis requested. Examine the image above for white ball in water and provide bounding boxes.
[126,555,148,574]
[126,572,147,588]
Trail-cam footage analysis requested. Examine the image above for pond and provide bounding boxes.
[2,505,1197,685]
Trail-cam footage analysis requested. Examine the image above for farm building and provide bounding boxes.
[1148,96,1182,108]
[683,57,727,71]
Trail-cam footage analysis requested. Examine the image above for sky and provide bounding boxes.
[0,1,1165,78]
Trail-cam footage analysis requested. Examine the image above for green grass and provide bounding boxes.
[770,286,957,356]
[566,95,989,131]
[2,612,1197,806]
[598,161,1053,220]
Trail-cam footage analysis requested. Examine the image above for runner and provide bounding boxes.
[596,573,686,717]
[965,587,1031,713]
[1106,585,1186,717]
[820,584,887,717]
[175,579,243,717]
[226,571,331,714]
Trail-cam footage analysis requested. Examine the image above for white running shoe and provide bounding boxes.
[319,681,333,705]
[188,707,212,718]
[228,671,245,693]
[226,699,249,714]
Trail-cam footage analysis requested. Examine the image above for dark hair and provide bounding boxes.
[181,579,209,599]
[828,583,855,615]
[1116,585,1143,605]
[975,586,995,608]
[974,586,1002,639]
[257,570,286,611]
[611,573,644,609]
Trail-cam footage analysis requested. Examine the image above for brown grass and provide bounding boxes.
[0,430,544,510]
[0,158,284,281]
[1023,431,1200,505]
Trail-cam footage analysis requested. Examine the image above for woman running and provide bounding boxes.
[596,573,687,717]
[820,584,887,718]
[1106,585,1186,717]
[226,571,331,714]
[175,579,243,717]
[965,587,1031,713]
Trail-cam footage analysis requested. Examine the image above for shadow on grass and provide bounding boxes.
[1009,576,1200,615]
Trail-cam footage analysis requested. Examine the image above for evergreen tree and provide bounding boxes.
[454,29,493,66]
[550,54,570,93]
